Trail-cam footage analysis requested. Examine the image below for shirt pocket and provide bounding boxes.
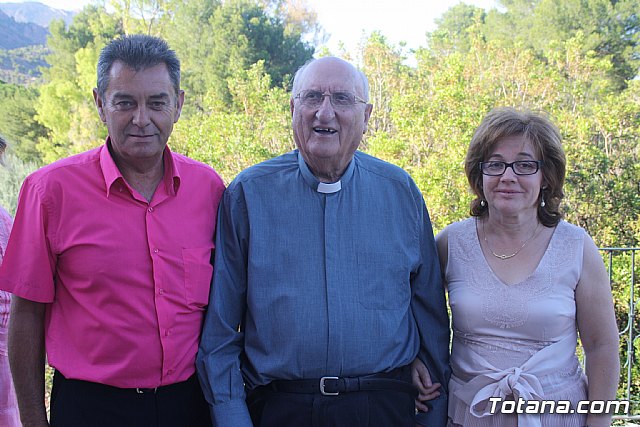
[182,246,214,308]
[357,251,410,310]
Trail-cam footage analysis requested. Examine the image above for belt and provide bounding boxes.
[54,370,197,395]
[266,368,417,397]
[135,387,159,394]
[131,375,198,394]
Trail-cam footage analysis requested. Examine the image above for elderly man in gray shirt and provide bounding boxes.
[197,56,450,427]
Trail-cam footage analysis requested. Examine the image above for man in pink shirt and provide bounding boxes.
[0,35,224,427]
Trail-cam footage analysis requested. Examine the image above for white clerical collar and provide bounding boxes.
[316,181,342,194]
[297,150,356,194]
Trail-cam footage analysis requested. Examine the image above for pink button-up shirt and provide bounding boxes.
[0,142,224,388]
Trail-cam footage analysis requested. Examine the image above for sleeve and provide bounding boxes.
[0,175,57,302]
[411,186,451,427]
[0,206,13,259]
[196,184,253,427]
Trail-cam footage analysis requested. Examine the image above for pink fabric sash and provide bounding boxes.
[453,333,578,427]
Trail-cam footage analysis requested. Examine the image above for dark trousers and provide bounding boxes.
[50,370,211,427]
[247,369,415,427]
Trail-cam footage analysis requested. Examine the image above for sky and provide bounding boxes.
[10,0,499,55]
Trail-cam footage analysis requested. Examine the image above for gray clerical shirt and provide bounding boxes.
[197,150,450,427]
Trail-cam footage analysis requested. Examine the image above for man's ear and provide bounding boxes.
[93,88,107,123]
[174,90,185,123]
[362,103,373,134]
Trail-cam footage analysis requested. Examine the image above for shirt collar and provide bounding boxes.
[297,150,356,194]
[100,137,181,197]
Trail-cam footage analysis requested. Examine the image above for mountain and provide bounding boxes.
[0,2,78,83]
[0,2,74,28]
[0,8,48,49]
[0,44,48,84]
[0,10,49,49]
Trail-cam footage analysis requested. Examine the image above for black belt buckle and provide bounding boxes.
[319,377,340,396]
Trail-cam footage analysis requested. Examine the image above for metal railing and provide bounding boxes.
[601,247,639,421]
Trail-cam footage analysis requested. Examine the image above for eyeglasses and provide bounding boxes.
[294,90,367,108]
[479,160,543,176]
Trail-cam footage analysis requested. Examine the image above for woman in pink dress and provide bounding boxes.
[0,135,20,427]
[414,108,619,427]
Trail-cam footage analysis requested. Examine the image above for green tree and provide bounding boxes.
[356,16,640,245]
[35,6,123,163]
[163,0,313,113]
[426,3,486,56]
[258,0,324,45]
[158,0,220,115]
[486,0,640,88]
[0,82,47,164]
[206,0,313,106]
[110,0,174,35]
[360,32,410,136]
[171,61,292,183]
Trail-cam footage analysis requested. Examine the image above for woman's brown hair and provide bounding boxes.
[464,107,566,227]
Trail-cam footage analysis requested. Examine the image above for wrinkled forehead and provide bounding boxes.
[298,59,363,94]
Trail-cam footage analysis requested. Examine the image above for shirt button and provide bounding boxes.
[158,289,164,295]
[165,329,171,336]
[153,248,159,254]
[167,369,174,375]
[148,207,154,212]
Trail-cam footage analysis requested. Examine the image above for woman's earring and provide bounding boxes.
[540,197,546,207]
[480,200,486,207]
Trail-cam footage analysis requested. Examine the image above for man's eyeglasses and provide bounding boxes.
[294,90,367,108]
[479,160,543,176]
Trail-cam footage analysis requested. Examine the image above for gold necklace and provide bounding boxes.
[482,219,540,260]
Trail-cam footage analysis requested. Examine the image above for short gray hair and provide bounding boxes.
[291,57,369,102]
[97,34,180,98]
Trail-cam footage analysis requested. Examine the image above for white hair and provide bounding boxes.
[291,57,369,102]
